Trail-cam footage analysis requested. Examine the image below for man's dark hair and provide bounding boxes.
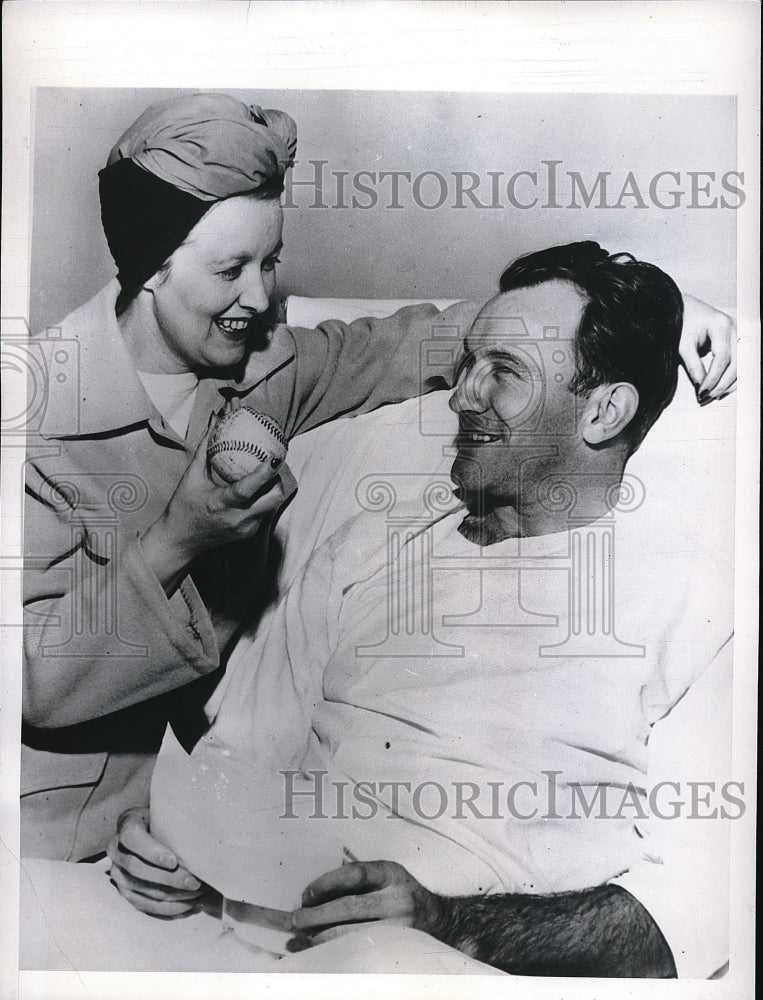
[498,241,684,451]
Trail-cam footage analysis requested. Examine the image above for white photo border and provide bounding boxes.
[2,3,759,999]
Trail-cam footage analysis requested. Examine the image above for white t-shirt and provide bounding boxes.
[192,504,732,976]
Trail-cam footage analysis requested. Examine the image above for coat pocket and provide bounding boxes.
[20,744,109,860]
[20,743,107,796]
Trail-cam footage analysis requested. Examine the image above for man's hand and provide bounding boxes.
[679,295,737,402]
[290,860,445,949]
[106,807,208,917]
[292,862,677,976]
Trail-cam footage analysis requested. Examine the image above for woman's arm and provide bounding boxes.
[279,301,481,438]
[23,437,283,728]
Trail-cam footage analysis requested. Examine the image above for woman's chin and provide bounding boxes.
[204,341,249,369]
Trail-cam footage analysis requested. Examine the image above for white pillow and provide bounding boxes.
[285,295,459,328]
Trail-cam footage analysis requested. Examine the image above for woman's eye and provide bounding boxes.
[219,265,243,281]
[262,256,281,273]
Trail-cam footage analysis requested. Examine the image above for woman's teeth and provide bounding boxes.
[216,318,250,334]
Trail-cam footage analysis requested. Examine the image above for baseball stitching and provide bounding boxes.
[212,410,287,448]
[208,440,273,464]
[251,412,287,449]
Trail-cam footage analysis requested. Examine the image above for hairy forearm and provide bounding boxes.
[428,885,677,978]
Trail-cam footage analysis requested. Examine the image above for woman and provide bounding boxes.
[23,91,736,869]
[21,92,477,863]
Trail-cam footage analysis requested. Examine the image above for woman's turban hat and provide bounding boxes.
[98,92,297,304]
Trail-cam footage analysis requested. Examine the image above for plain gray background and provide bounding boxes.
[30,89,738,332]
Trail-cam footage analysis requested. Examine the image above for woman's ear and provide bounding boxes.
[582,383,639,445]
[142,262,172,294]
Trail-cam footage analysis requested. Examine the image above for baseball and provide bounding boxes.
[207,407,288,486]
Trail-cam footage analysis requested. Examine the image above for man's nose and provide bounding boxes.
[449,360,491,414]
[238,271,271,314]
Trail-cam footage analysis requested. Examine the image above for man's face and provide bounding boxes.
[449,280,588,510]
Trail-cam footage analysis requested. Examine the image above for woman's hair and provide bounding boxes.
[498,241,684,451]
[99,92,296,312]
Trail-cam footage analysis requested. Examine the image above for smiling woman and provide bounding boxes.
[21,91,481,866]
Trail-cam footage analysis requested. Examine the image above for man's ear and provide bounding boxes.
[582,383,639,445]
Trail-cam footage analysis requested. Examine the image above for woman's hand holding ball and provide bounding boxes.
[141,408,287,593]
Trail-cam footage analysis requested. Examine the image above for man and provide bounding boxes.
[110,243,733,977]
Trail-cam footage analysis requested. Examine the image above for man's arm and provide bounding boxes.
[291,860,676,977]
[277,293,735,441]
[679,295,736,400]
[422,882,676,977]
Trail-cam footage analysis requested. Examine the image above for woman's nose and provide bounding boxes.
[238,272,271,314]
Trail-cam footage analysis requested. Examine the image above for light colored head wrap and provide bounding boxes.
[106,92,297,199]
[99,92,297,305]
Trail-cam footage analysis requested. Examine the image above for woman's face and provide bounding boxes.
[145,195,284,372]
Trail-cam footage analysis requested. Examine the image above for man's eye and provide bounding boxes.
[219,265,243,281]
[494,364,520,379]
[262,256,281,273]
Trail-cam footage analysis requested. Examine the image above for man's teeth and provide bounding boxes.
[216,318,250,333]
[464,431,500,443]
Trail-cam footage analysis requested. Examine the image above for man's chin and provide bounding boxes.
[450,461,486,510]
[449,475,470,507]
[451,483,490,519]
